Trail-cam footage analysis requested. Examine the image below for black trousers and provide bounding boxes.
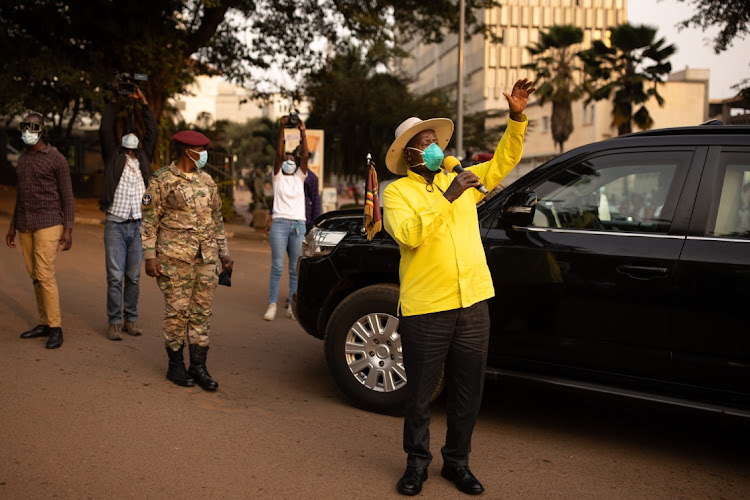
[399,300,490,468]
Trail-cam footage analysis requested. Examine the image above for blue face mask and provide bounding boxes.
[408,142,444,171]
[281,159,297,174]
[190,149,208,169]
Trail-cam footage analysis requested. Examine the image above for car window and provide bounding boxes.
[707,151,750,239]
[531,151,692,233]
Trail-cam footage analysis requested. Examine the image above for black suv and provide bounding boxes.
[293,124,750,417]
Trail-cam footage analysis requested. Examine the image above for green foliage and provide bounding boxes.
[304,45,454,179]
[216,179,235,222]
[675,0,750,53]
[462,110,510,153]
[523,25,584,152]
[0,0,501,168]
[733,71,750,99]
[579,23,675,136]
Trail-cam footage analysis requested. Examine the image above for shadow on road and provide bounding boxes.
[477,378,750,466]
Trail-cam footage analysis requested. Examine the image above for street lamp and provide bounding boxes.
[456,0,465,158]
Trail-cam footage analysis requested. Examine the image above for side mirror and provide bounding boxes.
[501,191,537,228]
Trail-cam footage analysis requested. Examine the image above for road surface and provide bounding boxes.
[1,216,748,499]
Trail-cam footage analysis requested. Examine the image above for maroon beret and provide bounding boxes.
[172,130,210,147]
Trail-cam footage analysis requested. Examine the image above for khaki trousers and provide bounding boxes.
[19,225,64,328]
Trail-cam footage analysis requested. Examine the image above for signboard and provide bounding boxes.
[284,128,324,193]
[322,186,338,214]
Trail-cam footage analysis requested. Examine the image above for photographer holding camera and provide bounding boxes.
[99,83,157,341]
[263,113,308,321]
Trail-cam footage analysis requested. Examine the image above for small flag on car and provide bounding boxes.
[364,153,382,241]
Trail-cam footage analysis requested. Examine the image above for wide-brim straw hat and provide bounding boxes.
[385,117,454,175]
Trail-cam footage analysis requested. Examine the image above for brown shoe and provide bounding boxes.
[107,323,123,341]
[123,320,142,336]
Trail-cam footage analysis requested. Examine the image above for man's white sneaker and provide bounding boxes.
[264,303,277,321]
[286,305,295,320]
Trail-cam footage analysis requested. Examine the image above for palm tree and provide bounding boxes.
[524,25,585,153]
[579,23,675,135]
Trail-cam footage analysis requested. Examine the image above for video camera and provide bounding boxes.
[287,110,300,128]
[113,69,148,96]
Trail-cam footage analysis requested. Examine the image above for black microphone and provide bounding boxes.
[443,156,489,195]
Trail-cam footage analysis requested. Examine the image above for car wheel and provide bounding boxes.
[324,284,444,415]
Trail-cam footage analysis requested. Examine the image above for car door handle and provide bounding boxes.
[616,265,670,280]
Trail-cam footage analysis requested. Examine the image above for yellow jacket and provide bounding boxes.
[383,116,528,316]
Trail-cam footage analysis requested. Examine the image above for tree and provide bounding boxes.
[0,0,499,126]
[579,24,675,136]
[523,25,584,152]
[675,0,750,53]
[305,45,453,178]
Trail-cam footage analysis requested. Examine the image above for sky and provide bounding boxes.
[627,0,750,99]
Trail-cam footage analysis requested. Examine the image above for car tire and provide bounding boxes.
[324,284,444,415]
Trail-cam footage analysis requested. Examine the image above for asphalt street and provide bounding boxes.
[1,215,748,499]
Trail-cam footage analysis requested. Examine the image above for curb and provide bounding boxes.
[0,209,267,242]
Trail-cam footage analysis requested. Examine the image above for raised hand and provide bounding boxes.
[503,79,537,119]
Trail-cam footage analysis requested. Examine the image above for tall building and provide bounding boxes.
[393,0,712,182]
[395,0,628,115]
[171,75,311,126]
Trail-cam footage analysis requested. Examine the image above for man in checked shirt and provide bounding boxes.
[99,85,157,341]
[5,113,74,350]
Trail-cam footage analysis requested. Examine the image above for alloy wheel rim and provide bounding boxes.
[344,313,406,392]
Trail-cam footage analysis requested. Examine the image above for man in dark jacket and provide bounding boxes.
[99,86,157,341]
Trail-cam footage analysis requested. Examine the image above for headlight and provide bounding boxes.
[303,227,347,257]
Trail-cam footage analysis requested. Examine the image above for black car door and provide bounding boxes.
[482,147,703,385]
[672,146,750,403]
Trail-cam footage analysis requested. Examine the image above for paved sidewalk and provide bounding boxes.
[0,184,267,241]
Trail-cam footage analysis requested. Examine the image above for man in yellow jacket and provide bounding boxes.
[383,79,535,496]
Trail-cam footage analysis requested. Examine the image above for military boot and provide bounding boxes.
[166,345,196,387]
[187,344,218,391]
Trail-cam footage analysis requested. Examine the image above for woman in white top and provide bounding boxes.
[263,115,308,320]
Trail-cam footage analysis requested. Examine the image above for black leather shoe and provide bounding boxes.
[20,324,50,338]
[397,466,428,496]
[441,465,484,495]
[45,327,63,349]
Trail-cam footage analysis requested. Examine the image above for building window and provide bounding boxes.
[554,7,563,24]
[586,8,594,27]
[542,116,549,132]
[543,7,553,25]
[583,103,596,125]
[532,6,541,25]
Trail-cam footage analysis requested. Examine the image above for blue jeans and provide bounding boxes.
[268,218,305,305]
[104,219,143,324]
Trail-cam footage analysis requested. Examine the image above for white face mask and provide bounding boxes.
[121,133,139,149]
[281,159,297,174]
[22,130,40,146]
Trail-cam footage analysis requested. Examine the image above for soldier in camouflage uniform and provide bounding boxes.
[141,130,234,390]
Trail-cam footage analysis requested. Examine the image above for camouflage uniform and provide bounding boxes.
[140,163,229,350]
